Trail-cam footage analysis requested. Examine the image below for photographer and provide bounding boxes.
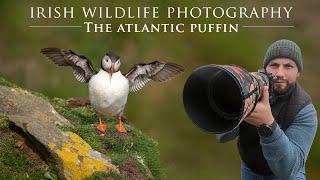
[216,39,318,179]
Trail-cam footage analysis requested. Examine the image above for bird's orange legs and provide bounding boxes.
[96,115,126,133]
[116,114,127,133]
[96,116,107,133]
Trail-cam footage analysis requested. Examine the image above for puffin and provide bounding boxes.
[40,48,184,133]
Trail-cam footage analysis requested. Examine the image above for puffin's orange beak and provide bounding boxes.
[109,63,114,80]
[111,63,115,75]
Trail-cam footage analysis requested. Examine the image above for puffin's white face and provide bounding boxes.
[114,59,121,72]
[102,55,112,71]
[102,55,121,74]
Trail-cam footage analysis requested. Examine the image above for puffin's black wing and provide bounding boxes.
[125,61,184,92]
[41,48,97,83]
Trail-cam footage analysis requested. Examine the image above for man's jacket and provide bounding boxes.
[216,83,318,179]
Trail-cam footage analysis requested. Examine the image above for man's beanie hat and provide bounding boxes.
[263,39,303,72]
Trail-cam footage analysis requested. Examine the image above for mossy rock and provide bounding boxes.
[0,76,161,179]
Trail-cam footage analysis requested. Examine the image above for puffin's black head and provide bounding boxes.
[101,52,121,75]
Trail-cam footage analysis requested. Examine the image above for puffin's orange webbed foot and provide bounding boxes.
[116,115,127,133]
[116,123,127,133]
[97,123,107,133]
[97,117,107,133]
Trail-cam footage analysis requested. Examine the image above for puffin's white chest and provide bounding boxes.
[88,70,130,116]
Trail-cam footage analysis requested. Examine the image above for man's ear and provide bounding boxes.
[297,72,300,77]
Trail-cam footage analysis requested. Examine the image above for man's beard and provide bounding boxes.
[272,78,294,95]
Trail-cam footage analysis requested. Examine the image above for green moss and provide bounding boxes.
[84,171,123,180]
[50,97,103,125]
[0,113,10,131]
[101,124,161,178]
[0,76,19,88]
[108,153,128,166]
[0,131,57,179]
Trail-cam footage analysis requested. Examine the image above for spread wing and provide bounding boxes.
[41,48,97,83]
[125,61,184,92]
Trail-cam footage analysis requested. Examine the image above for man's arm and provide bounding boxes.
[260,104,318,179]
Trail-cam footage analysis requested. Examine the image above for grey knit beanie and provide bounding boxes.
[263,39,303,72]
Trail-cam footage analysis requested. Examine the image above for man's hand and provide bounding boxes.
[244,86,275,127]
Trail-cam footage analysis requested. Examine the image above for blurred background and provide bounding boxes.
[0,0,319,179]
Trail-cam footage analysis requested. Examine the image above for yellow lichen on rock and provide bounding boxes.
[51,131,118,180]
[67,131,92,156]
[81,156,111,176]
[56,149,80,179]
[48,143,56,150]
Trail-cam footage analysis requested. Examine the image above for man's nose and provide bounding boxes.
[275,67,285,78]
